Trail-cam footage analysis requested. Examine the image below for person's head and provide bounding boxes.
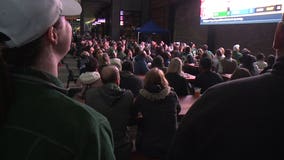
[240,54,256,67]
[256,52,265,61]
[218,47,225,55]
[101,65,120,85]
[184,46,191,53]
[199,57,213,72]
[241,48,251,55]
[267,54,276,66]
[167,57,183,74]
[0,0,81,124]
[122,60,134,73]
[151,55,165,68]
[189,42,196,48]
[125,48,133,58]
[0,0,81,68]
[202,44,209,51]
[100,53,110,65]
[233,44,240,52]
[186,54,195,64]
[85,56,99,72]
[216,48,223,57]
[224,49,233,58]
[144,67,169,92]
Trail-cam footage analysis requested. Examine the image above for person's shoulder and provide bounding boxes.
[168,89,179,98]
[51,93,108,125]
[205,74,271,96]
[120,87,134,97]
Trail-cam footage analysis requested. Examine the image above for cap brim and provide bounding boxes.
[61,0,82,16]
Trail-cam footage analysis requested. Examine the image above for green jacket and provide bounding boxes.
[0,68,115,160]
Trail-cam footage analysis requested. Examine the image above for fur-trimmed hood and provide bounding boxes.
[139,86,171,101]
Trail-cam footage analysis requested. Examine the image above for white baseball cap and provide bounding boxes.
[233,44,240,51]
[0,0,82,48]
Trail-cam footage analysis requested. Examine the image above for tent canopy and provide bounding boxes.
[136,20,168,33]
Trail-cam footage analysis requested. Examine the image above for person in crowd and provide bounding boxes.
[98,52,111,74]
[167,18,284,160]
[195,48,204,63]
[189,41,197,56]
[194,57,224,93]
[133,68,180,159]
[201,44,214,59]
[254,52,268,72]
[183,52,200,76]
[150,55,168,74]
[171,44,182,59]
[133,48,150,75]
[218,49,238,74]
[0,0,115,159]
[260,54,276,74]
[120,61,144,97]
[182,46,196,64]
[165,57,193,96]
[124,48,134,61]
[85,65,135,160]
[232,44,243,63]
[77,50,91,74]
[230,67,251,80]
[239,51,259,76]
[156,45,171,67]
[109,49,122,71]
[212,47,225,72]
[117,43,126,60]
[76,56,102,101]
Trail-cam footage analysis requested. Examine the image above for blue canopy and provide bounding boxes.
[136,20,168,33]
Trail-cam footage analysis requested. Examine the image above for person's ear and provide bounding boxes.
[46,26,58,45]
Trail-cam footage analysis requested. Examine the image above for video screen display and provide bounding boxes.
[200,0,284,25]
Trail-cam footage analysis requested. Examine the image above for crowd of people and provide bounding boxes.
[68,26,277,159]
[1,0,283,160]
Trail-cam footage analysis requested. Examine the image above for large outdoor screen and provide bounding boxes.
[200,0,284,25]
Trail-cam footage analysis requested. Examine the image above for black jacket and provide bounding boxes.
[134,86,180,159]
[85,83,134,160]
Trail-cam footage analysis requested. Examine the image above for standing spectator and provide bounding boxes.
[167,19,284,160]
[0,0,115,159]
[134,68,180,159]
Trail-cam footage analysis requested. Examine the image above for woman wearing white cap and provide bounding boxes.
[0,0,115,159]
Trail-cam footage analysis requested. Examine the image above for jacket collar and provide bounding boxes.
[10,67,68,94]
[139,86,171,101]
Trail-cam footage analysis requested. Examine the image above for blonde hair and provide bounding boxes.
[144,67,169,89]
[167,57,183,74]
